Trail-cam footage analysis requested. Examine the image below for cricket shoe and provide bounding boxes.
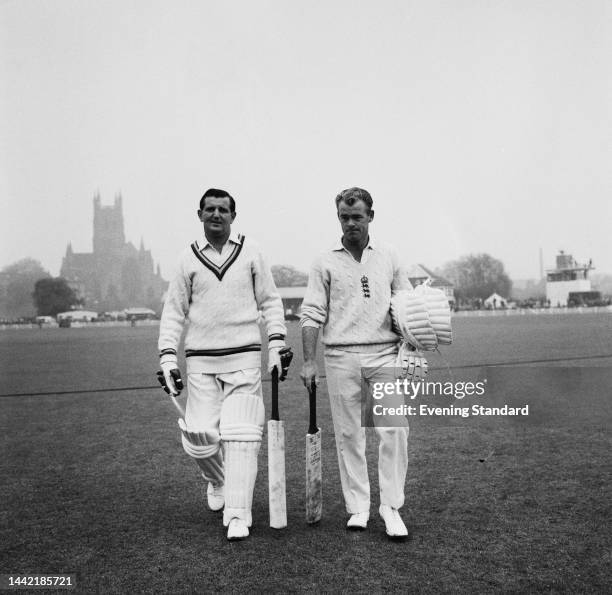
[206,482,225,512]
[227,518,249,541]
[347,511,369,530]
[379,505,408,539]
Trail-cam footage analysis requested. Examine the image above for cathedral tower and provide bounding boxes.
[93,192,125,254]
[61,192,167,312]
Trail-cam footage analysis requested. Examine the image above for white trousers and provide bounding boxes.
[184,368,263,526]
[324,347,409,513]
[184,368,262,430]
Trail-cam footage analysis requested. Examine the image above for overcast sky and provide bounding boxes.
[1,0,610,281]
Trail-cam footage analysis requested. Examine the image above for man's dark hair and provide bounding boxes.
[335,187,373,212]
[199,188,236,213]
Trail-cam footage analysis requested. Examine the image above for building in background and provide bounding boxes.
[277,286,306,319]
[60,193,167,312]
[546,251,594,307]
[276,261,455,320]
[407,264,455,307]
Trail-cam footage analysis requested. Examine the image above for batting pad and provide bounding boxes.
[219,393,265,442]
[178,418,219,449]
[179,423,224,485]
[414,284,453,346]
[390,290,437,351]
[218,393,264,526]
[222,441,260,527]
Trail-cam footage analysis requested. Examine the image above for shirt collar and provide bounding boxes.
[331,236,376,252]
[201,230,241,250]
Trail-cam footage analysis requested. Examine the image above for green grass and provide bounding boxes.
[1,315,611,593]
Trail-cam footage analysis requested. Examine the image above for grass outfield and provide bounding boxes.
[1,314,611,592]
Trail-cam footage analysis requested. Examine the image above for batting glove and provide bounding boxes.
[268,346,294,381]
[268,347,281,377]
[396,342,428,382]
[278,346,293,381]
[158,360,184,396]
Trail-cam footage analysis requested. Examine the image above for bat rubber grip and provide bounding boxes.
[271,367,280,421]
[308,380,317,435]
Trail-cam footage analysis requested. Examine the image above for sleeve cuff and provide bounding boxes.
[300,318,321,329]
[159,348,178,366]
[268,334,286,349]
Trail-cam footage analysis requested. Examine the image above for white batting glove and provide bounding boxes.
[396,342,428,382]
[160,360,183,396]
[268,347,282,376]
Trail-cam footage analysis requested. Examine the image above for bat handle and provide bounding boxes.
[169,394,186,419]
[308,380,317,434]
[271,366,279,421]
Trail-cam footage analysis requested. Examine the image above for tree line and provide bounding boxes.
[1,254,515,319]
[0,258,80,319]
[439,253,513,303]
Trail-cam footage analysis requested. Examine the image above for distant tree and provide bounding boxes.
[0,258,51,318]
[441,253,512,301]
[591,274,612,298]
[511,279,546,301]
[32,277,81,317]
[271,264,308,287]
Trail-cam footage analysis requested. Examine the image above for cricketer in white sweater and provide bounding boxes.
[158,231,286,372]
[300,237,412,350]
[300,236,414,525]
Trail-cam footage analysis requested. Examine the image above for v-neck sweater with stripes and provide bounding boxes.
[158,234,286,373]
[300,239,412,351]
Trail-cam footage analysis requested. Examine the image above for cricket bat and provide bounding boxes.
[305,379,322,524]
[169,394,186,419]
[268,366,287,529]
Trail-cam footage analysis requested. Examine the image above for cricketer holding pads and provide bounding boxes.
[300,187,425,538]
[158,188,287,541]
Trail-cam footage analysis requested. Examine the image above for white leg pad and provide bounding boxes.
[180,428,224,486]
[222,441,260,527]
[219,393,264,527]
[219,393,265,441]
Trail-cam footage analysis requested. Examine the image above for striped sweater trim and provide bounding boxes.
[159,348,177,357]
[185,344,261,357]
[268,333,285,342]
[190,235,245,281]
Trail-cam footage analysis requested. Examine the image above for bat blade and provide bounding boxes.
[268,419,287,528]
[305,380,322,524]
[268,366,287,529]
[305,428,322,524]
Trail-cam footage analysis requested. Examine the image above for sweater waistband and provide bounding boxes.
[186,351,261,374]
[324,341,398,354]
[185,344,261,357]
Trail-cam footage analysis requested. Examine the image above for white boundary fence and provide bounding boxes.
[0,319,161,330]
[2,306,611,330]
[452,306,612,317]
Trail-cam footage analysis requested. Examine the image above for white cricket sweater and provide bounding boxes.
[300,238,412,351]
[158,232,286,373]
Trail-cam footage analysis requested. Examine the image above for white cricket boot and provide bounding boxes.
[227,518,249,541]
[347,511,370,530]
[379,504,408,539]
[206,482,225,512]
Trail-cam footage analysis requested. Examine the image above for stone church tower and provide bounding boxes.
[93,193,125,255]
[60,193,167,312]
